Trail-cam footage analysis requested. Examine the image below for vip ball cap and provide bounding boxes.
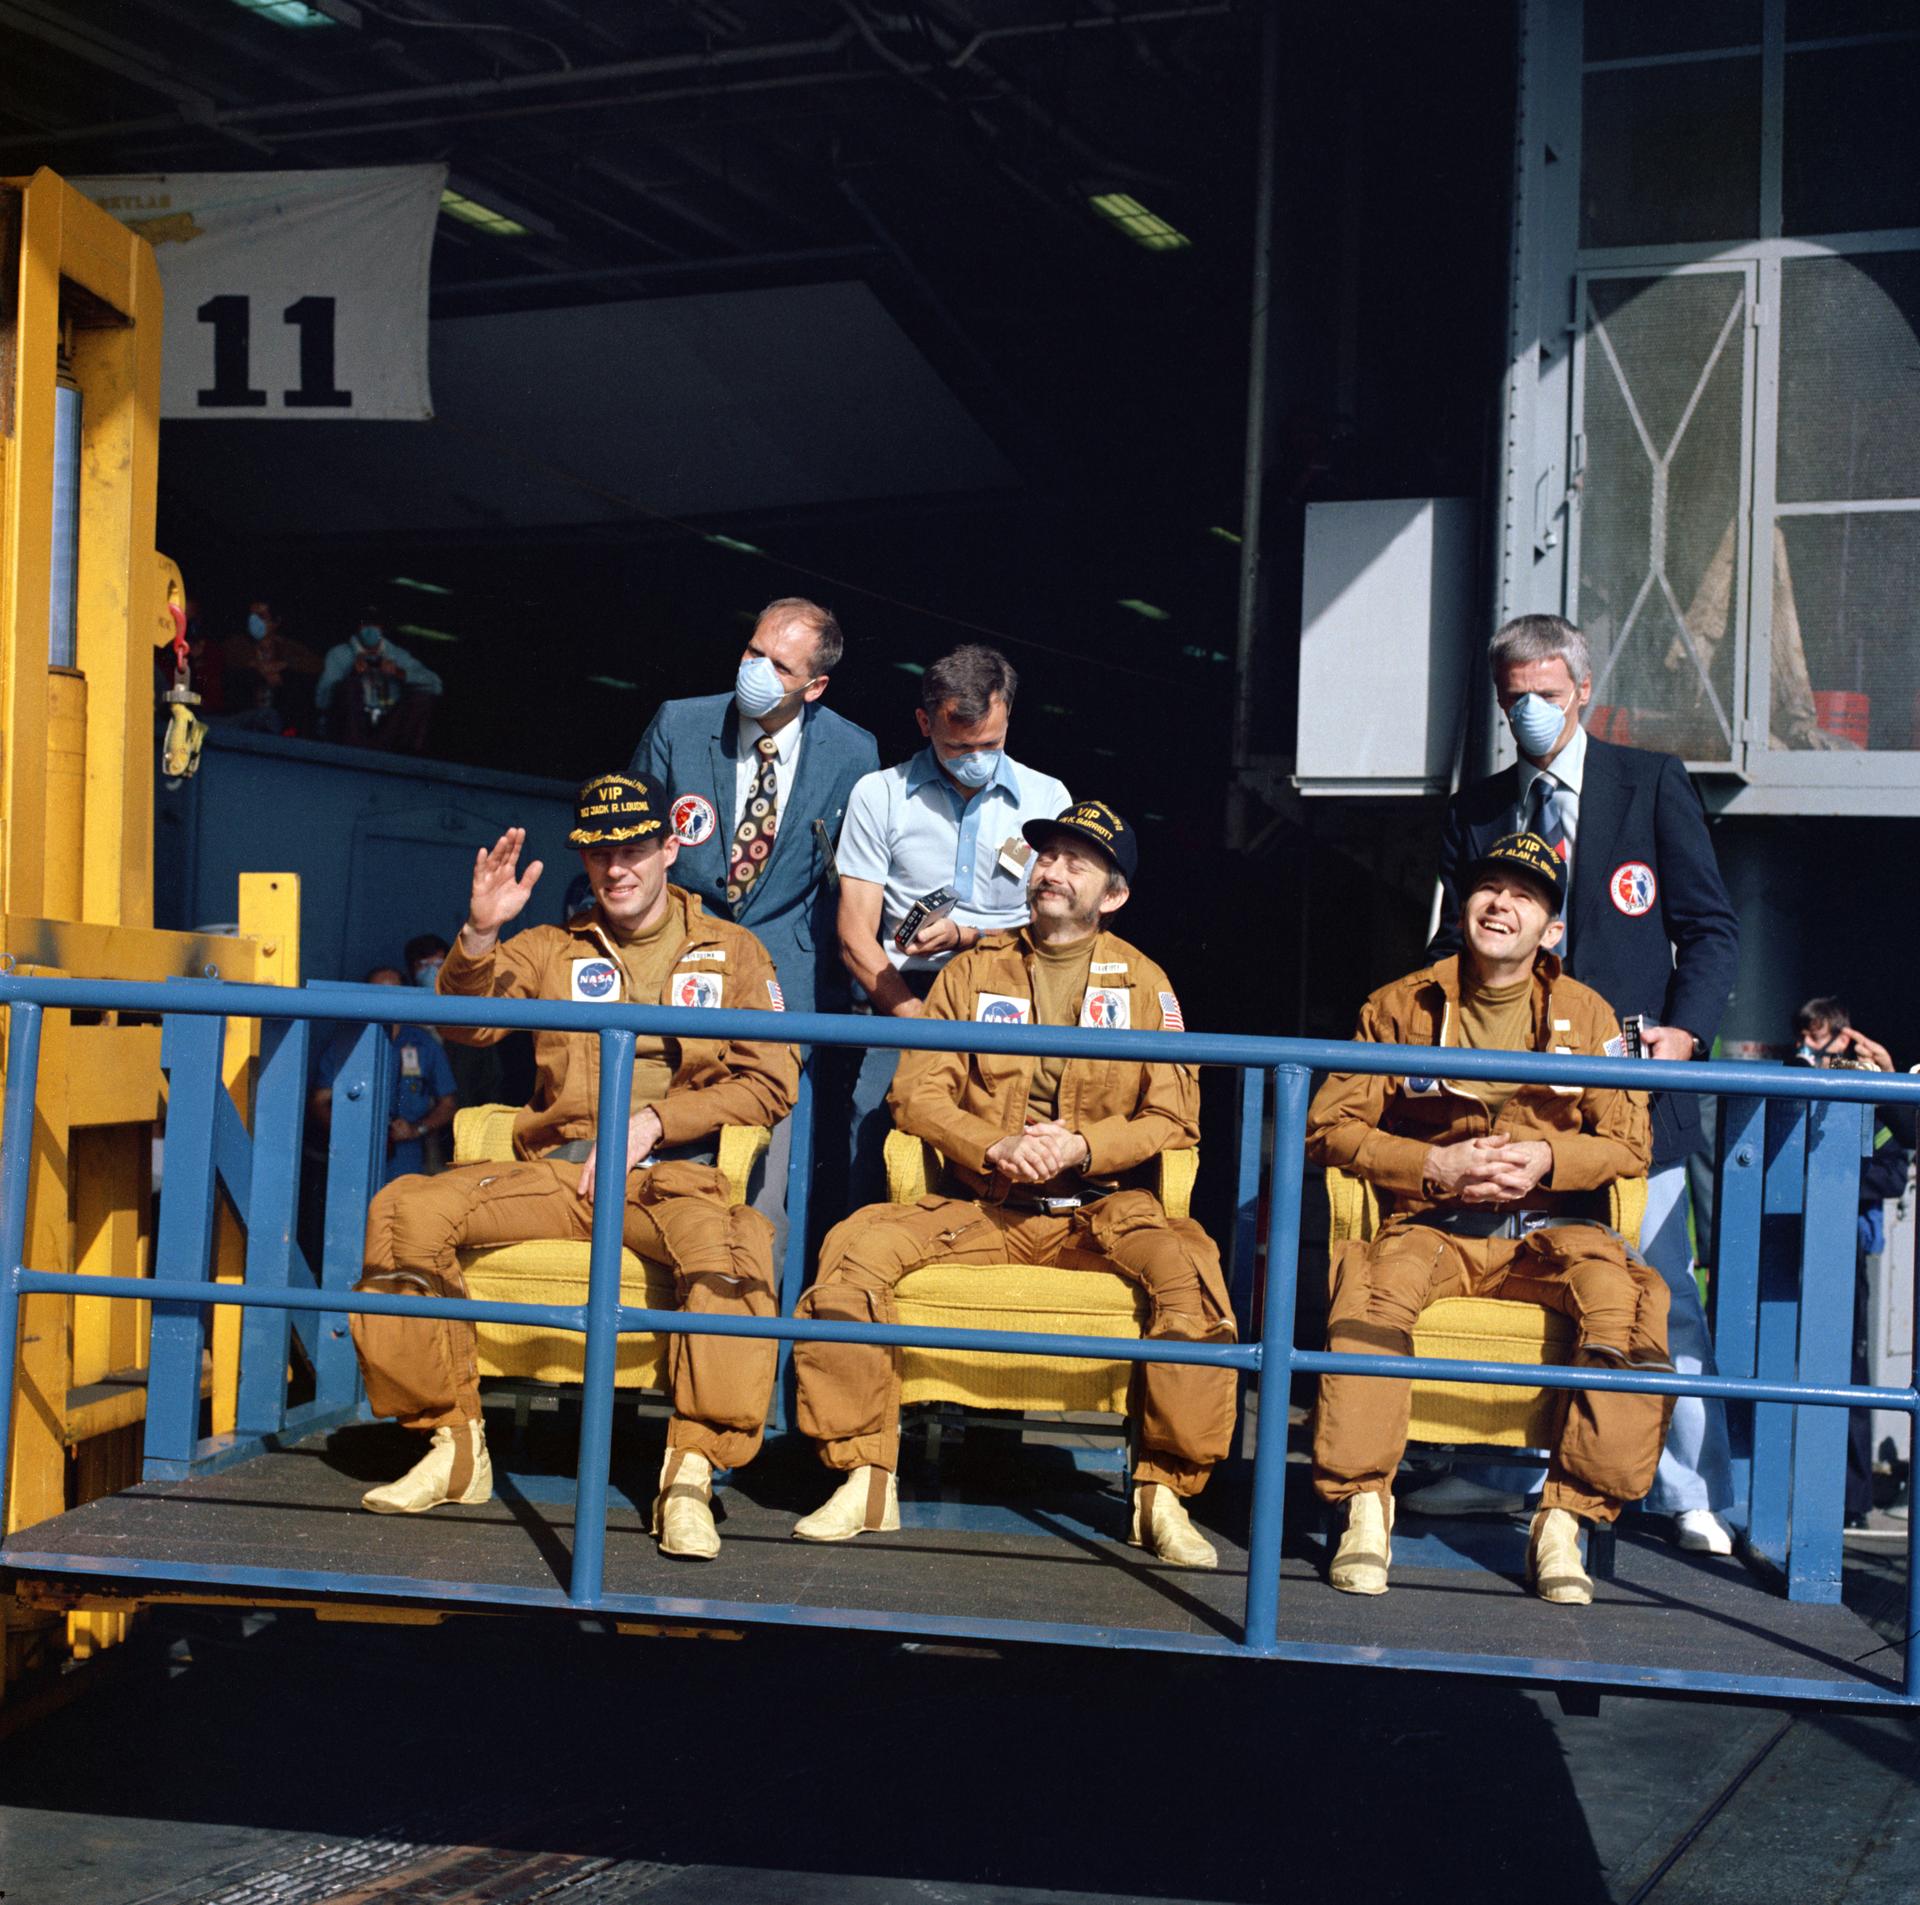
[1465,829,1567,915]
[569,772,664,847]
[1022,800,1138,883]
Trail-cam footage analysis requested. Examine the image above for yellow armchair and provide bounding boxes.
[1324,1168,1647,1448]
[885,1130,1199,1416]
[452,1105,770,1390]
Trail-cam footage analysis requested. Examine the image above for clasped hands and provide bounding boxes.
[577,1106,663,1203]
[1424,1134,1553,1207]
[986,1120,1092,1186]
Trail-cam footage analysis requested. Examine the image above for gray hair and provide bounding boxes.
[1488,613,1592,687]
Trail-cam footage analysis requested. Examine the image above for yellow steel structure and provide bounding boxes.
[0,170,300,1687]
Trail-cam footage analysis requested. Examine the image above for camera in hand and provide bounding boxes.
[894,886,957,952]
[1618,1013,1646,1059]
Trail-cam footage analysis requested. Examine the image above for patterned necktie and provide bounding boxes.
[1526,773,1571,961]
[726,733,780,906]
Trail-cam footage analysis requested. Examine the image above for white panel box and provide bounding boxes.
[1295,498,1476,796]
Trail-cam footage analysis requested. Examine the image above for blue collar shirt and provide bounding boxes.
[837,746,1073,971]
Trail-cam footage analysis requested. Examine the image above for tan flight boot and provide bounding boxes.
[1527,1507,1594,1606]
[1329,1489,1393,1595]
[793,1465,900,1542]
[653,1449,721,1560]
[362,1421,492,1514]
[1129,1481,1220,1570]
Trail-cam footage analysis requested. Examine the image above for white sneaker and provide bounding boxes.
[1527,1508,1593,1606]
[793,1466,900,1542]
[653,1449,721,1561]
[1129,1483,1219,1571]
[1400,1474,1529,1519]
[1329,1490,1393,1595]
[362,1422,492,1514]
[1673,1508,1734,1555]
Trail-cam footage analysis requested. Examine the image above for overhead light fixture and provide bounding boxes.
[705,533,764,556]
[586,675,640,691]
[1088,192,1191,254]
[391,575,452,597]
[1116,598,1171,622]
[1208,525,1242,545]
[397,623,458,643]
[439,190,529,238]
[227,0,351,27]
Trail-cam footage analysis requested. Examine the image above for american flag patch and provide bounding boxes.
[767,979,785,1011]
[1158,990,1185,1031]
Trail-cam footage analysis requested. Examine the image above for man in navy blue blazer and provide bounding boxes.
[628,598,880,1244]
[628,597,879,1018]
[1412,613,1742,1553]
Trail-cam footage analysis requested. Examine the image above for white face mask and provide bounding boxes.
[1507,692,1568,757]
[734,653,787,719]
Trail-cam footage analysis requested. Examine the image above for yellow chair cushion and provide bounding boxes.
[465,1243,673,1389]
[1407,1297,1574,1449]
[895,1262,1147,1413]
[450,1106,769,1393]
[1323,1163,1644,1449]
[882,1130,1188,1416]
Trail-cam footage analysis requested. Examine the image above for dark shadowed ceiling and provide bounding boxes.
[1,0,1513,996]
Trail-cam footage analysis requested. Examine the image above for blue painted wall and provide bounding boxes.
[156,728,579,984]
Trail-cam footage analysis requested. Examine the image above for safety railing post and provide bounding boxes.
[1242,1062,1311,1655]
[1907,1252,1920,1701]
[1225,1065,1266,1474]
[144,1014,229,1478]
[770,1052,815,1435]
[569,1028,637,1607]
[314,1021,387,1417]
[1785,1100,1860,1603]
[236,1018,310,1437]
[0,1002,45,1532]
[1712,1095,1765,1528]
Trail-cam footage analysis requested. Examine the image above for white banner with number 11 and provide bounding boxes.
[74,165,445,422]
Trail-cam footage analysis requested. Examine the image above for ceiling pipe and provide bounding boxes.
[0,6,1236,154]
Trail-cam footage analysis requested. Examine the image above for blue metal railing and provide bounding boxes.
[1,972,1915,1703]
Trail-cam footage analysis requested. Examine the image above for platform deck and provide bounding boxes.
[1,1419,1901,1702]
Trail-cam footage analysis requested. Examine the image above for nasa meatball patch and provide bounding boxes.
[570,957,621,1003]
[670,793,718,847]
[975,992,1032,1025]
[1610,861,1658,917]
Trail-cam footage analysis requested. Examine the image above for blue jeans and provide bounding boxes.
[1452,1164,1734,1514]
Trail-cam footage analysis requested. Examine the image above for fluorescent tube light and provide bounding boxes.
[1088,192,1191,253]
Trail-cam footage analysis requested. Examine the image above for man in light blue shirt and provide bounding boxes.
[836,644,1070,1199]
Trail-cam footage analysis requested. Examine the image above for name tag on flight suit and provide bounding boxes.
[1079,987,1130,1029]
[571,957,621,1002]
[399,1042,423,1079]
[669,971,724,1009]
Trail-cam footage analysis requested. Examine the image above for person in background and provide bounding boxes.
[835,644,1071,1203]
[223,597,321,735]
[316,607,442,752]
[1790,997,1914,1539]
[628,598,880,1246]
[1417,613,1740,1556]
[310,966,458,1186]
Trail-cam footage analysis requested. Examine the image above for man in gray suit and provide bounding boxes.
[628,598,881,1238]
